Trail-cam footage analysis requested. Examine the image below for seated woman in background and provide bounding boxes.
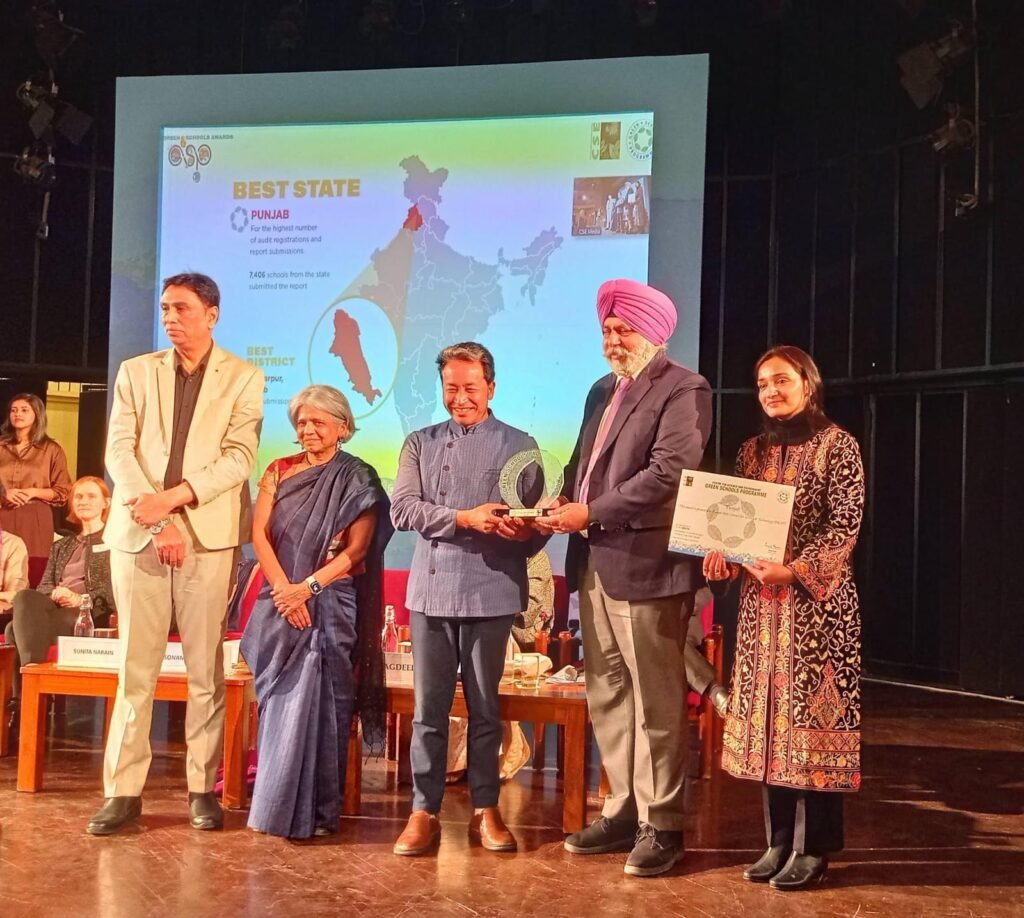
[4,476,115,732]
[241,384,392,839]
[0,393,72,576]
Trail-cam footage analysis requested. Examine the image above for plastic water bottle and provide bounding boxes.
[380,604,398,653]
[74,594,95,638]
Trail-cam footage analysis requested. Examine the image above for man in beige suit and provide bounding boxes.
[88,272,263,836]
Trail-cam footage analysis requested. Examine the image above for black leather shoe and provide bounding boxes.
[743,845,791,882]
[188,792,224,831]
[87,797,142,836]
[768,852,829,891]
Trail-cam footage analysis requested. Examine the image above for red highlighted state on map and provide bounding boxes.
[403,204,424,231]
[329,307,382,406]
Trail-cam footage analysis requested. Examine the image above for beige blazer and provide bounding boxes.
[104,344,264,553]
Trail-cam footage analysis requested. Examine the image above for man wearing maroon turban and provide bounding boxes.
[537,278,712,877]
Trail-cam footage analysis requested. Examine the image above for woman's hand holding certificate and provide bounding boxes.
[669,469,796,565]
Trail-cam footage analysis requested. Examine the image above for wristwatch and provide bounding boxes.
[305,576,323,596]
[148,517,172,535]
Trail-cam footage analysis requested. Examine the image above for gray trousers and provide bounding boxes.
[409,610,514,813]
[5,590,79,698]
[580,563,693,831]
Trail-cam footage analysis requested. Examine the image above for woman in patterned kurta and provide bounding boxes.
[704,345,865,891]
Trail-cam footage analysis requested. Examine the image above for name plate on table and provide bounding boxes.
[57,637,242,675]
[384,651,415,687]
[668,469,796,565]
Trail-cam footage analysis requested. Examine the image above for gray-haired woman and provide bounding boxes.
[240,385,393,839]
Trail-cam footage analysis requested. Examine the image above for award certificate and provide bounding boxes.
[668,470,796,564]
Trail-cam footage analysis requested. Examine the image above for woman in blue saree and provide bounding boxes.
[242,384,392,839]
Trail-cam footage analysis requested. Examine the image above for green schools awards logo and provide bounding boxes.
[627,119,654,161]
[168,137,212,182]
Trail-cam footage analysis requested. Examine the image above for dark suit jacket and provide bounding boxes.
[563,351,712,602]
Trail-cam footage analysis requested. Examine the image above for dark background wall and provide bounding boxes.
[1,0,1021,695]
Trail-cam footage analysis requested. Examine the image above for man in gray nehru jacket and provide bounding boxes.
[390,342,543,856]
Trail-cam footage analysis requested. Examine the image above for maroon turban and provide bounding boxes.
[596,278,677,346]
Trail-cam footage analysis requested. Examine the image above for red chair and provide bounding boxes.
[382,568,411,625]
[27,557,48,589]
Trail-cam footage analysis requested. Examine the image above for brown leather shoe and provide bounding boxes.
[393,810,441,856]
[468,807,517,852]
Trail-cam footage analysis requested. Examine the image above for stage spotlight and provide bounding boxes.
[16,79,92,146]
[898,22,974,109]
[634,0,657,28]
[13,144,57,190]
[929,104,975,154]
[26,1,86,74]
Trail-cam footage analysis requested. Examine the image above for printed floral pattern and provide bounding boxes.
[722,426,865,792]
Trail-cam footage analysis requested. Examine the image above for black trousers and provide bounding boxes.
[763,783,845,856]
[409,611,514,814]
[5,590,79,698]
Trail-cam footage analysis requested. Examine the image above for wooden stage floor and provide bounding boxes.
[0,681,1022,917]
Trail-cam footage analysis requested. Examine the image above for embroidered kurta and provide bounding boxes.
[722,425,865,792]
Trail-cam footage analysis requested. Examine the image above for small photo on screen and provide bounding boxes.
[572,176,651,237]
[590,121,621,160]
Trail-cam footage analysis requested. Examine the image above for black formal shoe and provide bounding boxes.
[188,792,224,831]
[563,816,639,855]
[87,796,142,836]
[743,845,791,882]
[768,852,829,891]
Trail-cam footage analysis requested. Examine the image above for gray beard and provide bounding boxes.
[606,338,660,377]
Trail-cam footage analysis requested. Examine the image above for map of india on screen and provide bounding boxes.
[157,113,654,485]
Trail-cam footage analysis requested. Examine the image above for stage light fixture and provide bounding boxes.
[929,104,975,154]
[26,1,86,74]
[13,144,57,190]
[16,78,93,146]
[897,22,974,109]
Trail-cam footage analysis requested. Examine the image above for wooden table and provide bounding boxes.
[16,663,255,809]
[0,644,15,757]
[370,681,591,833]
